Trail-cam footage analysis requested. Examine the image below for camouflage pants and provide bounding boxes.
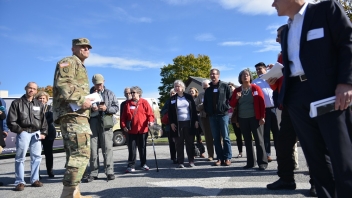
[60,116,92,186]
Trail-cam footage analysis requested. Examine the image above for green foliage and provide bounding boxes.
[314,0,352,21]
[38,85,53,96]
[158,54,212,107]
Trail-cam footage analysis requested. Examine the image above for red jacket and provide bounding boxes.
[120,98,154,134]
[229,84,265,120]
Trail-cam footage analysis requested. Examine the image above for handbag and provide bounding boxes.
[231,107,239,124]
[161,113,169,125]
[126,103,139,131]
[102,114,114,129]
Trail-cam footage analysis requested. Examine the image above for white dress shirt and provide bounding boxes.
[287,2,309,77]
[253,78,275,108]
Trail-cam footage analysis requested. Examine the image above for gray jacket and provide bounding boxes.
[89,87,119,116]
[195,92,206,118]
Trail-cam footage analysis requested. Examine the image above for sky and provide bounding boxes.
[0,0,313,99]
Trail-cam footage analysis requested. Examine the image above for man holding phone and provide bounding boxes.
[85,74,119,182]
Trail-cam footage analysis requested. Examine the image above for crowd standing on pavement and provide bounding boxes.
[1,1,352,197]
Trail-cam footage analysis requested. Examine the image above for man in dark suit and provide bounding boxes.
[272,0,352,197]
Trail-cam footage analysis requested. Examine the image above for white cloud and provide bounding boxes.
[110,7,152,23]
[219,39,280,52]
[195,33,216,41]
[162,0,203,5]
[219,41,262,46]
[216,0,276,15]
[85,53,164,71]
[212,64,235,71]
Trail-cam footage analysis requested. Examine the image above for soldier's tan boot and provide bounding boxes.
[60,186,92,198]
[76,185,92,198]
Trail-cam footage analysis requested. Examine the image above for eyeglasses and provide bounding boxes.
[125,92,131,95]
[131,92,137,94]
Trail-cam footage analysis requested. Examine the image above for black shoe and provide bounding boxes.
[243,165,254,169]
[267,179,296,190]
[85,175,97,183]
[309,185,317,197]
[258,165,267,170]
[107,174,115,180]
[47,170,55,178]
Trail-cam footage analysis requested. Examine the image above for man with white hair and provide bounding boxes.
[195,79,214,161]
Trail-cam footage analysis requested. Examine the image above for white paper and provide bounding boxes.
[259,62,284,80]
[70,92,102,111]
[309,96,352,118]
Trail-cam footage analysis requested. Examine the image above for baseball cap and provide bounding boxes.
[72,38,92,49]
[92,74,104,84]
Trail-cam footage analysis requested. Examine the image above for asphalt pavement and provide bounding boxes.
[0,143,312,198]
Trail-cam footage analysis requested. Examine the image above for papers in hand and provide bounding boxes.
[309,96,352,118]
[259,62,284,80]
[70,92,102,111]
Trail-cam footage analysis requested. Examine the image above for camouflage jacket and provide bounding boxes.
[52,55,90,124]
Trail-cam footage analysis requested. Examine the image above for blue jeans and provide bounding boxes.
[209,115,232,161]
[15,131,42,184]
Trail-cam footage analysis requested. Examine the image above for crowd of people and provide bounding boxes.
[0,1,352,197]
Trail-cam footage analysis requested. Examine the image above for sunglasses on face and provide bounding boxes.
[131,92,137,94]
[125,92,131,95]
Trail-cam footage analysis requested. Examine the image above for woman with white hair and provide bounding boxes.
[168,80,199,168]
[36,91,56,178]
[121,86,155,173]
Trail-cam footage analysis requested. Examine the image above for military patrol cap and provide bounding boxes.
[92,74,104,84]
[72,38,92,49]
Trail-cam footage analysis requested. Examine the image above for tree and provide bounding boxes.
[158,54,212,107]
[314,0,352,21]
[38,85,53,96]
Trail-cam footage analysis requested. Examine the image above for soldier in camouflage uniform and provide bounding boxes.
[53,38,94,198]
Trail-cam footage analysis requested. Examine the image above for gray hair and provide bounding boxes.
[174,80,185,91]
[202,79,210,86]
[25,82,38,89]
[169,88,175,94]
[35,91,49,101]
[210,68,220,75]
[130,86,143,97]
[123,87,130,94]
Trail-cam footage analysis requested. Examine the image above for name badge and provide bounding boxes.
[254,91,258,96]
[171,100,176,104]
[33,106,40,111]
[213,89,218,93]
[130,106,136,109]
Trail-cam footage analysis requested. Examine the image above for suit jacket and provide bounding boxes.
[279,1,352,105]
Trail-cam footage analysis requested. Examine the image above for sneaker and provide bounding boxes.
[178,164,184,168]
[15,183,25,191]
[189,162,195,167]
[125,167,135,173]
[142,164,150,171]
[208,157,213,161]
[31,180,43,187]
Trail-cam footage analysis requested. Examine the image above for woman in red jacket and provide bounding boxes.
[121,86,155,173]
[230,69,268,170]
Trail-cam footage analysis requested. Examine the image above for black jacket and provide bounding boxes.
[44,105,56,140]
[0,99,6,147]
[7,95,47,135]
[203,80,231,116]
[168,93,198,137]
